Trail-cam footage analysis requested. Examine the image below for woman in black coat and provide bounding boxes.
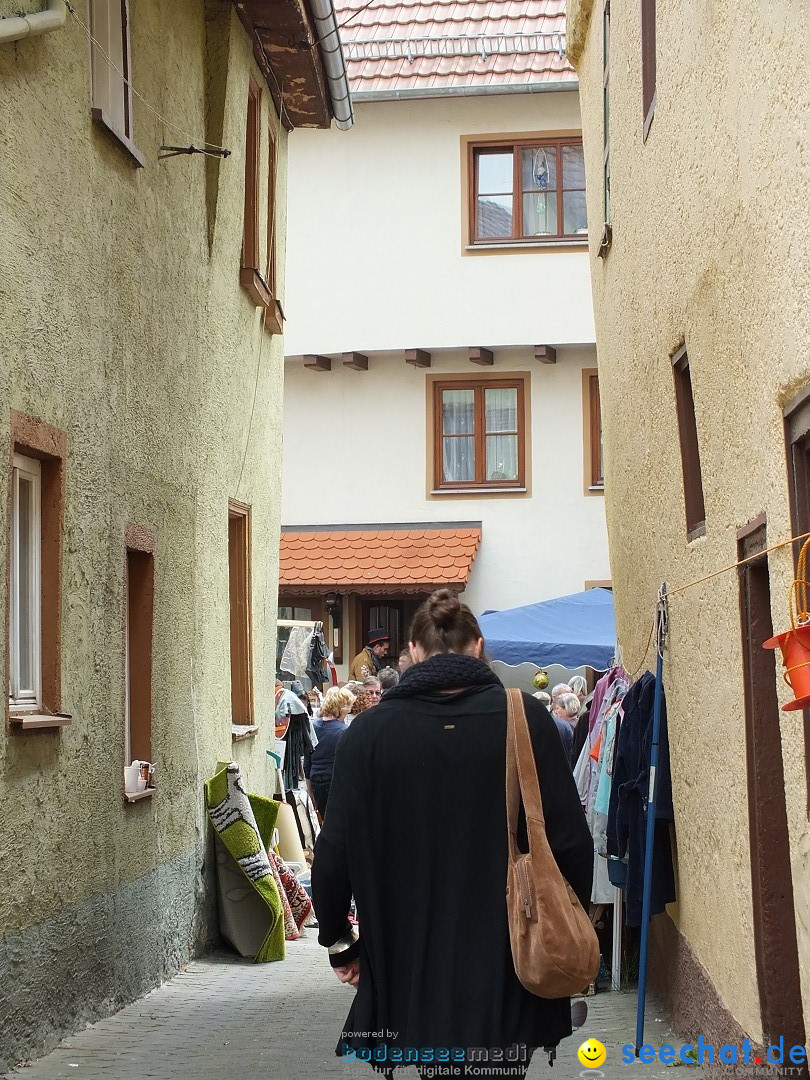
[312,590,594,1080]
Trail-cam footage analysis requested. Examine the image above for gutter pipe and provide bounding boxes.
[308,0,354,130]
[0,0,66,43]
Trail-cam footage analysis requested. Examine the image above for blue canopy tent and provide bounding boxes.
[478,588,616,670]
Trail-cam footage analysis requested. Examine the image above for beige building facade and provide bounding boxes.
[0,0,349,1068]
[568,0,809,1056]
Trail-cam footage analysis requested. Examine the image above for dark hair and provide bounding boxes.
[409,588,483,657]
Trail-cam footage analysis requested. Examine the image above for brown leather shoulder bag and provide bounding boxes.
[505,688,600,998]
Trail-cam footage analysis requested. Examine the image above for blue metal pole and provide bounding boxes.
[635,589,667,1055]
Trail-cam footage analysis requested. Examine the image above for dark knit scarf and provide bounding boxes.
[383,653,502,700]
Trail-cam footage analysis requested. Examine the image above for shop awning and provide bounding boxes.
[279,522,482,595]
[478,588,616,670]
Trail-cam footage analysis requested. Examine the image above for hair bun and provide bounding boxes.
[428,588,460,631]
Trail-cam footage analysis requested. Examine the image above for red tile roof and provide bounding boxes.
[335,0,574,96]
[280,525,482,593]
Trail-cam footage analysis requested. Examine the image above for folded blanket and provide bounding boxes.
[268,850,313,939]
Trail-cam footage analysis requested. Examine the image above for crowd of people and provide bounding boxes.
[301,630,411,819]
[299,595,595,1080]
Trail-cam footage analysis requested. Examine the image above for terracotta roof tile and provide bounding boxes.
[280,526,481,590]
[336,0,573,95]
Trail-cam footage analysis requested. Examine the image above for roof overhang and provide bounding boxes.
[233,0,353,129]
[279,522,482,595]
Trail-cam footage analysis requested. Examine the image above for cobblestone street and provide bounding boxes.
[5,935,700,1080]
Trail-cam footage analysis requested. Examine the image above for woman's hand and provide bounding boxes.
[333,959,360,988]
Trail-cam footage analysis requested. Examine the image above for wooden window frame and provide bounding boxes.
[468,137,587,246]
[89,0,144,167]
[7,412,67,731]
[240,80,283,333]
[266,122,277,299]
[242,78,262,274]
[641,0,657,141]
[124,525,155,783]
[431,377,526,493]
[228,500,254,729]
[783,386,810,816]
[672,345,706,540]
[603,0,611,223]
[582,369,605,494]
[9,454,42,708]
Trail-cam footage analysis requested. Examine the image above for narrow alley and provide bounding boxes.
[4,936,696,1080]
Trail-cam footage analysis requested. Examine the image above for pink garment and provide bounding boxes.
[588,668,621,737]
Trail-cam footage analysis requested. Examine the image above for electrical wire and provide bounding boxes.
[63,0,230,154]
[623,529,810,678]
[235,309,269,500]
[311,0,380,49]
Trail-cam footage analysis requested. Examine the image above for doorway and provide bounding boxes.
[355,595,426,666]
[738,518,807,1060]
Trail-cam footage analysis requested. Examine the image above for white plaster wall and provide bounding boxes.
[282,347,610,613]
[284,92,595,355]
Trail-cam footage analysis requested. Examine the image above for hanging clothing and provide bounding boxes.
[280,627,313,677]
[282,712,314,791]
[275,685,308,739]
[307,626,329,689]
[606,671,676,927]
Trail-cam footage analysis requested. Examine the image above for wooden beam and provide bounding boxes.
[469,347,494,366]
[534,345,557,365]
[342,352,369,371]
[303,354,331,372]
[405,349,431,368]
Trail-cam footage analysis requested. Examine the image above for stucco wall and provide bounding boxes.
[282,346,610,614]
[284,91,595,355]
[568,0,810,1042]
[0,1,287,1067]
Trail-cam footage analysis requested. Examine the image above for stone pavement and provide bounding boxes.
[5,934,701,1080]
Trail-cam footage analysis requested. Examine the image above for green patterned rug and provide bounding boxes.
[204,762,285,962]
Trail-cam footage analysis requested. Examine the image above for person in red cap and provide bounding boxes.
[348,628,390,681]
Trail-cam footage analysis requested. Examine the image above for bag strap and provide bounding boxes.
[505,688,546,859]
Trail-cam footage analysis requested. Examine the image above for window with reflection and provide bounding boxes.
[470,138,587,244]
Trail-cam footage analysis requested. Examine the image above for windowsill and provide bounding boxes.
[232,723,259,741]
[91,108,146,168]
[239,267,284,333]
[466,239,589,252]
[588,484,605,493]
[431,487,527,496]
[124,788,155,803]
[9,708,72,731]
[687,521,707,543]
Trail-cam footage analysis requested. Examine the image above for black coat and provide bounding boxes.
[312,675,594,1063]
[606,671,676,926]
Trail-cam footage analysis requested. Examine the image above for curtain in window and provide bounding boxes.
[485,388,518,481]
[442,389,475,482]
[16,474,33,691]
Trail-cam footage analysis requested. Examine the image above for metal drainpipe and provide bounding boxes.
[308,0,354,130]
[0,0,66,43]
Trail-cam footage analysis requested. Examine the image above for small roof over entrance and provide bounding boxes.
[279,522,482,594]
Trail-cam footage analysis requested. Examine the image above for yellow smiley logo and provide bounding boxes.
[577,1039,607,1068]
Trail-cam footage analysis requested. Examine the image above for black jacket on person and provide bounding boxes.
[311,655,594,1066]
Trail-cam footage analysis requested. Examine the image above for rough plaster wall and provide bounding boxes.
[0,0,286,1067]
[568,0,810,1042]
